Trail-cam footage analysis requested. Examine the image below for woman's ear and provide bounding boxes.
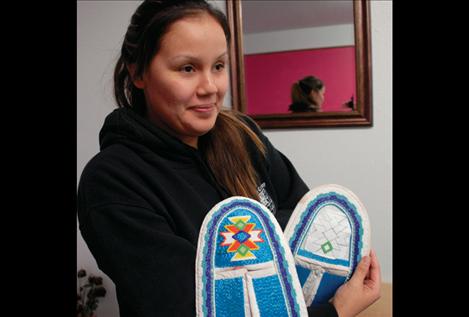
[127,64,144,89]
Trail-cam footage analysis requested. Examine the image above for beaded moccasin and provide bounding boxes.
[196,196,307,317]
[284,184,371,306]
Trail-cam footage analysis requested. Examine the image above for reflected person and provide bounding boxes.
[289,75,325,112]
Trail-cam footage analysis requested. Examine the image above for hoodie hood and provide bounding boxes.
[99,107,198,161]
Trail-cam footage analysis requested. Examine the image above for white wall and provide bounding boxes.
[244,24,355,54]
[77,1,391,316]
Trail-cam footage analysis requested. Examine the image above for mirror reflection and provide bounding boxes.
[289,76,326,113]
[241,0,355,115]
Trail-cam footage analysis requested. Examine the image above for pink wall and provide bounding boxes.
[244,46,356,115]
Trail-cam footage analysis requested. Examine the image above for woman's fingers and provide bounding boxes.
[368,249,381,285]
[349,254,371,285]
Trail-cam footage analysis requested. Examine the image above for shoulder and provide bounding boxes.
[289,102,311,112]
[82,144,135,171]
[79,144,140,190]
[78,144,153,213]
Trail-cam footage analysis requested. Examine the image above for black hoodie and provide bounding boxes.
[77,107,337,317]
[289,101,319,112]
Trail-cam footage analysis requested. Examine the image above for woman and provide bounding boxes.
[77,1,380,316]
[289,75,326,112]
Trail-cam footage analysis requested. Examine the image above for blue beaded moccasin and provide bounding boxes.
[284,184,371,306]
[196,196,307,317]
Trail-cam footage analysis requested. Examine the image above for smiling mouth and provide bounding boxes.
[189,104,216,113]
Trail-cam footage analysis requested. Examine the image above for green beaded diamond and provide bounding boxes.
[321,241,333,254]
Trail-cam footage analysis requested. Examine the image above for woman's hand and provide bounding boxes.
[331,249,381,317]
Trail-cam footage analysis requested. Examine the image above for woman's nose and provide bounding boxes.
[197,73,218,95]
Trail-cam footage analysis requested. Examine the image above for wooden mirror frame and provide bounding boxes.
[226,0,372,129]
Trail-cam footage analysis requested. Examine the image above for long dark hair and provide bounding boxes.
[290,75,324,111]
[113,0,265,200]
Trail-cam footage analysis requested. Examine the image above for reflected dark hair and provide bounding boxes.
[114,0,231,115]
[291,75,324,107]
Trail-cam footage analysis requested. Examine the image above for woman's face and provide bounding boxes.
[310,87,326,110]
[133,13,228,148]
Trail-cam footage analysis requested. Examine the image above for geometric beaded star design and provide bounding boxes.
[220,216,264,261]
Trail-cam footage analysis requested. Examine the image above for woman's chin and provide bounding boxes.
[187,119,217,137]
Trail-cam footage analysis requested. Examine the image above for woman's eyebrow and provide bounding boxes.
[170,52,228,63]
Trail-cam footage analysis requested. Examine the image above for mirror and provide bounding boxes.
[226,0,372,128]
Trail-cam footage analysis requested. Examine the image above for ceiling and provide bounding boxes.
[242,0,354,34]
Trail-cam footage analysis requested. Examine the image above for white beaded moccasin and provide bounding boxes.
[196,196,307,317]
[284,184,371,306]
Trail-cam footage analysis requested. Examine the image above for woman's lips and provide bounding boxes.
[189,104,216,113]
